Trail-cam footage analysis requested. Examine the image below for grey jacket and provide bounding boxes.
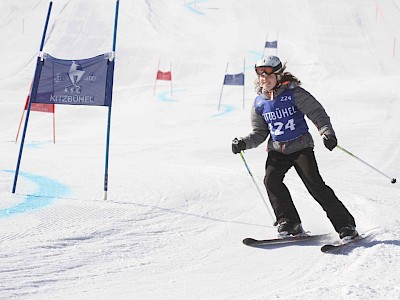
[241,82,335,154]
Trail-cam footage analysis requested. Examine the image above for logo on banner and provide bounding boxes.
[54,72,65,83]
[53,61,98,95]
[65,61,85,94]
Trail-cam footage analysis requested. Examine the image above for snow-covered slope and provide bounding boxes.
[0,0,399,299]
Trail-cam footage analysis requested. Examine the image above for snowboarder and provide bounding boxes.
[232,55,358,241]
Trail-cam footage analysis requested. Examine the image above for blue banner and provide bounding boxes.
[265,41,278,48]
[33,53,113,106]
[223,73,244,86]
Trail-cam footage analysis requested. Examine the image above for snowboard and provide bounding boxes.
[243,233,329,248]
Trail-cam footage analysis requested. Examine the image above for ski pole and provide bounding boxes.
[336,145,396,184]
[238,151,276,224]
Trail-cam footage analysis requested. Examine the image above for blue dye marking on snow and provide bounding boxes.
[158,91,177,102]
[246,50,265,70]
[210,104,235,118]
[157,89,185,102]
[0,170,70,218]
[248,50,263,60]
[184,0,207,15]
[24,141,50,149]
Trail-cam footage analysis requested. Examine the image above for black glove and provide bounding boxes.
[232,138,246,154]
[323,134,337,151]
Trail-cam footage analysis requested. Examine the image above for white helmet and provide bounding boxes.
[255,56,283,74]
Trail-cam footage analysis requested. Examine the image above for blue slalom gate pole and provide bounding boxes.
[103,0,120,200]
[12,2,53,193]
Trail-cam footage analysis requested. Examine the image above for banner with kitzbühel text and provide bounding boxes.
[33,53,113,107]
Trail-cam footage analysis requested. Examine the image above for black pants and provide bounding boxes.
[264,147,355,232]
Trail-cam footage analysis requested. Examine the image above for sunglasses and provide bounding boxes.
[255,66,275,75]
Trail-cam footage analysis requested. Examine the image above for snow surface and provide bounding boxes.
[0,0,400,299]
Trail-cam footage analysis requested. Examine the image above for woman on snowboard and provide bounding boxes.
[232,55,358,241]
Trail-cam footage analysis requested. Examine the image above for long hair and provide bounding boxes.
[279,72,301,86]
